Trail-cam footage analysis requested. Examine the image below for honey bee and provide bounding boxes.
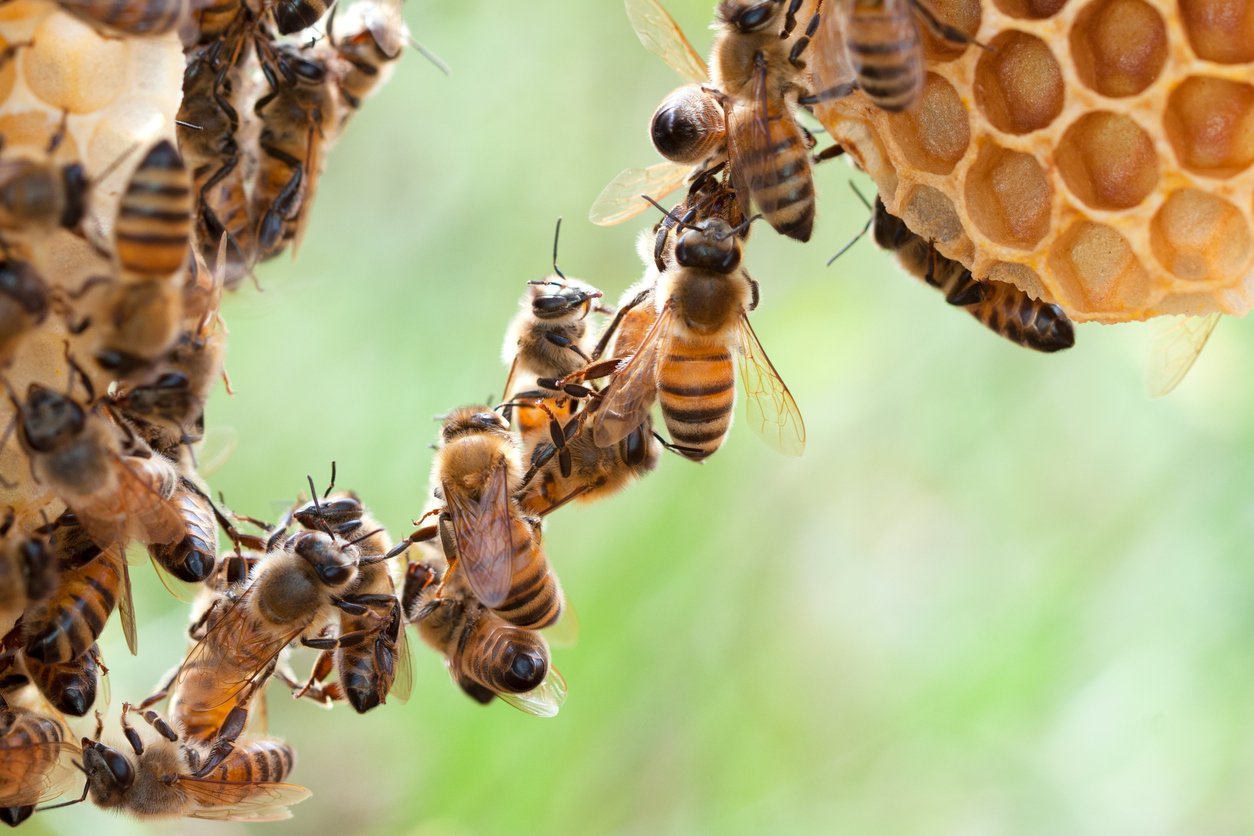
[871,197,1075,352]
[75,706,310,821]
[709,0,822,242]
[327,0,424,124]
[0,513,56,638]
[21,512,138,662]
[9,376,186,548]
[0,697,76,825]
[53,0,186,36]
[146,478,218,585]
[91,279,184,377]
[589,0,724,226]
[835,0,976,112]
[288,491,412,713]
[0,259,50,369]
[21,644,104,718]
[253,46,333,261]
[113,140,193,281]
[391,408,564,630]
[405,560,566,717]
[568,208,806,461]
[0,151,87,234]
[170,523,363,759]
[178,44,254,286]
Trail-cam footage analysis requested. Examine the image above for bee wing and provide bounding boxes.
[624,0,708,82]
[290,126,324,259]
[115,455,184,546]
[498,665,568,718]
[388,615,415,704]
[444,465,514,609]
[0,736,80,806]
[114,547,139,655]
[1146,313,1220,398]
[589,162,689,226]
[590,304,673,448]
[175,586,299,709]
[725,76,806,223]
[180,778,312,821]
[194,425,238,478]
[735,312,806,456]
[543,600,579,649]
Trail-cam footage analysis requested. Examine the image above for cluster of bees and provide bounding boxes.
[12,0,1224,826]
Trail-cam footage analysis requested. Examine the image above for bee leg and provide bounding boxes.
[653,431,707,460]
[401,561,439,619]
[590,288,651,361]
[798,81,857,106]
[119,704,145,755]
[541,332,591,363]
[125,702,178,742]
[787,6,822,68]
[812,144,846,166]
[291,651,335,703]
[193,701,251,777]
[137,664,180,710]
[909,0,988,49]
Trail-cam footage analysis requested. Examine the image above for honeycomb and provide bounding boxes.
[808,0,1254,322]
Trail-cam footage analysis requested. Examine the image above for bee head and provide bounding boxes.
[441,406,510,444]
[19,385,86,452]
[718,0,782,33]
[675,219,743,273]
[0,259,49,317]
[291,531,356,587]
[82,740,134,805]
[527,280,600,322]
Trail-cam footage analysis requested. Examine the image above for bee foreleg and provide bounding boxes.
[787,6,822,68]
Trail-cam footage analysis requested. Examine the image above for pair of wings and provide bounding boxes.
[0,719,79,807]
[590,302,806,456]
[443,465,536,610]
[178,774,312,822]
[589,0,711,226]
[498,666,568,718]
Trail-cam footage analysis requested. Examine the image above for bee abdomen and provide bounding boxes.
[659,349,734,461]
[24,562,118,663]
[115,141,192,278]
[744,131,814,242]
[212,740,297,784]
[847,18,924,112]
[495,555,562,629]
[970,282,1076,353]
[58,0,183,35]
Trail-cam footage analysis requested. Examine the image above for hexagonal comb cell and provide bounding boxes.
[973,30,1064,135]
[1178,0,1254,63]
[900,184,964,243]
[1070,0,1168,98]
[23,13,127,113]
[919,0,982,61]
[987,261,1047,300]
[1165,76,1254,177]
[1055,112,1159,210]
[1151,189,1254,284]
[1047,221,1150,314]
[886,74,969,175]
[992,0,1067,19]
[965,142,1052,249]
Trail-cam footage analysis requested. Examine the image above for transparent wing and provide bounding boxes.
[388,606,414,703]
[290,128,323,259]
[0,733,79,806]
[1146,313,1220,398]
[589,162,689,226]
[735,313,806,456]
[114,548,139,655]
[498,665,567,718]
[543,600,579,650]
[590,304,673,448]
[180,778,312,820]
[194,425,238,477]
[445,465,513,609]
[625,0,708,82]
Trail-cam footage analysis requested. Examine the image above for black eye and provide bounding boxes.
[102,748,135,789]
[737,2,774,30]
[316,560,352,586]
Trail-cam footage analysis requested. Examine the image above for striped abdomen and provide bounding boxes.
[0,710,64,803]
[115,141,192,279]
[57,0,184,35]
[24,648,100,717]
[335,565,402,713]
[22,552,121,663]
[492,518,562,629]
[195,739,296,789]
[658,341,734,461]
[969,281,1075,353]
[732,101,814,242]
[193,0,242,42]
[844,0,925,112]
[148,484,216,583]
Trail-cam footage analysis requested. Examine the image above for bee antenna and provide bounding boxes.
[324,461,336,499]
[727,214,762,238]
[62,342,95,403]
[550,217,566,281]
[305,475,326,524]
[826,182,876,267]
[349,528,386,550]
[175,119,203,131]
[38,776,90,811]
[640,195,696,231]
[406,35,452,76]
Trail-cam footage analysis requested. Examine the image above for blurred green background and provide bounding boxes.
[28,1,1254,834]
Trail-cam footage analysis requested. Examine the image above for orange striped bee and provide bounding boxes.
[391,408,564,630]
[710,0,822,242]
[20,645,105,718]
[405,559,567,717]
[78,705,309,821]
[53,0,186,36]
[0,154,87,234]
[21,513,137,663]
[0,699,76,826]
[0,259,49,368]
[114,140,192,281]
[584,211,806,460]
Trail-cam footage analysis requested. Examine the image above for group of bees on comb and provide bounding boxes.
[0,0,1160,825]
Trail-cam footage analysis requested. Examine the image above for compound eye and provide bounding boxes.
[317,559,352,586]
[101,748,135,789]
[532,295,572,315]
[471,411,507,430]
[737,2,775,30]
